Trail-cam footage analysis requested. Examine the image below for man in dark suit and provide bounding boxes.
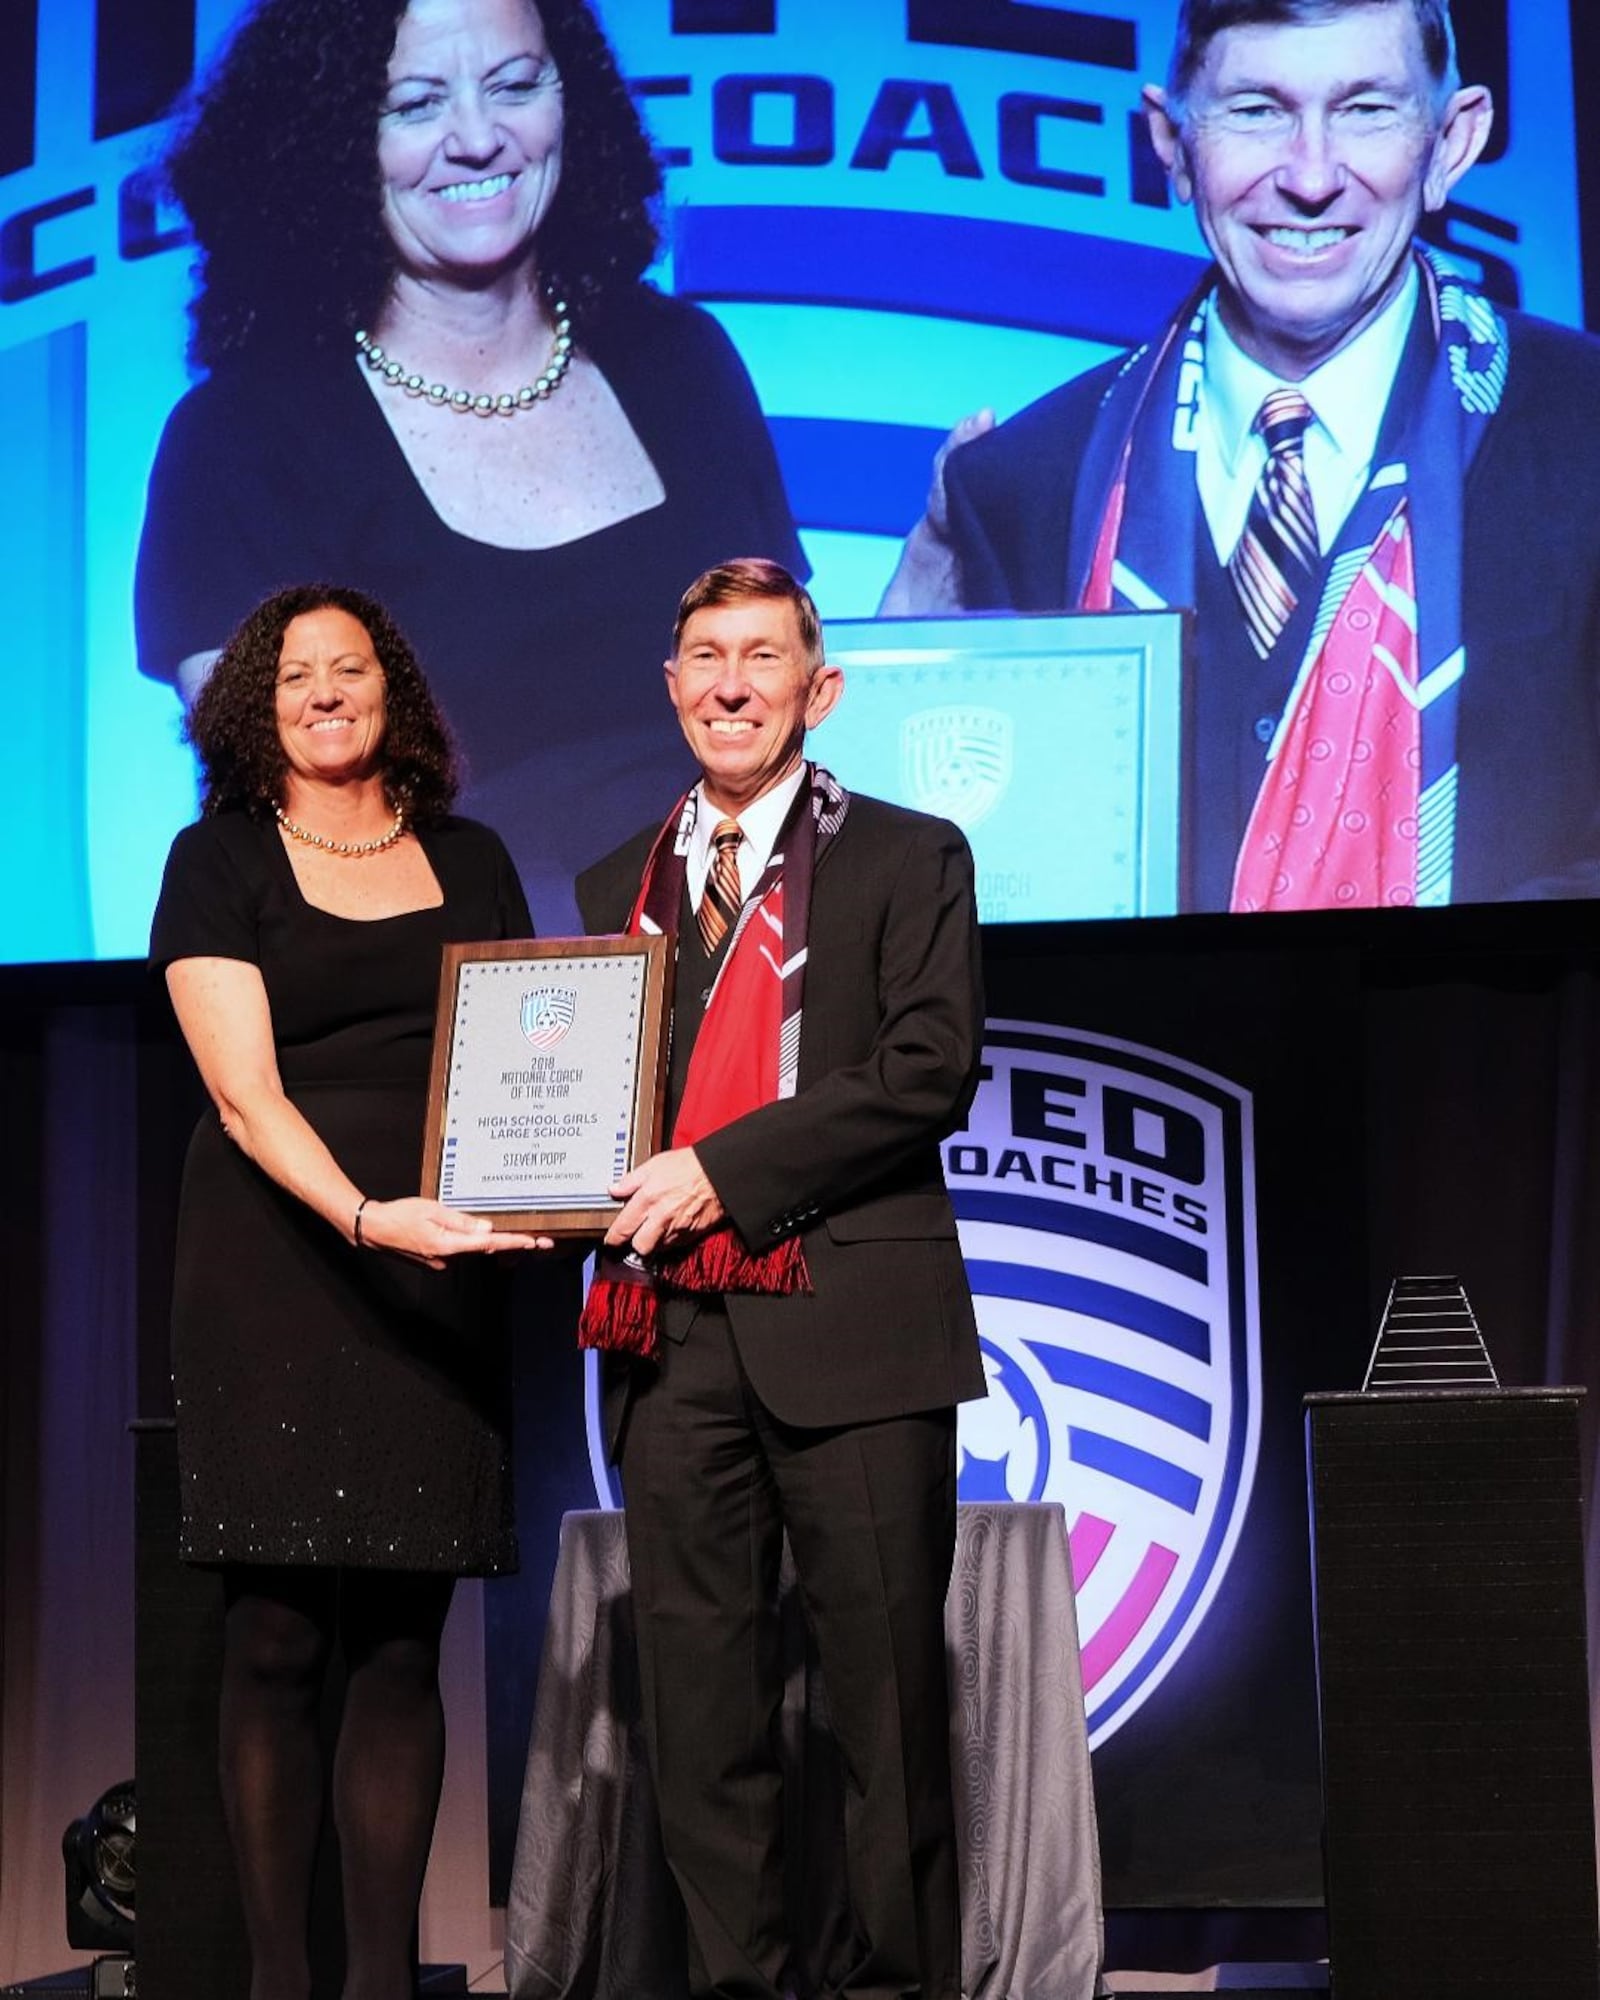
[576,558,986,2000]
[885,0,1600,909]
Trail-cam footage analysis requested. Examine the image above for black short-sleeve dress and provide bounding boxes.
[151,809,531,1573]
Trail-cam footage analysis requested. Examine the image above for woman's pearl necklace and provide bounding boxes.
[275,804,406,856]
[355,298,574,417]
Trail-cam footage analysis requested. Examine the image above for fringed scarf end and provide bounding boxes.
[662,1227,811,1299]
[577,1275,660,1358]
[578,1231,809,1359]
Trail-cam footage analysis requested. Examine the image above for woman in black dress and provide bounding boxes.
[151,582,546,2000]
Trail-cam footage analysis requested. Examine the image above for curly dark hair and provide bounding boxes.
[188,583,460,824]
[164,0,662,368]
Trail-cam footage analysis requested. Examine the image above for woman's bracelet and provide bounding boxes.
[353,1195,372,1249]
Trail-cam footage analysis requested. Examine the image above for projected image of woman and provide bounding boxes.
[136,0,804,931]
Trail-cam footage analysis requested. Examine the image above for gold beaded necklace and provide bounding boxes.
[274,804,406,856]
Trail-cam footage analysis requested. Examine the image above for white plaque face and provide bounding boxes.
[424,938,671,1231]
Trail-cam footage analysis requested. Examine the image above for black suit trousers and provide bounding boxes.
[620,1299,961,2000]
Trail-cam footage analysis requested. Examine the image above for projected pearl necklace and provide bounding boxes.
[355,298,574,416]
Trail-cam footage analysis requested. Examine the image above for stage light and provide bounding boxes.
[62,1782,135,1955]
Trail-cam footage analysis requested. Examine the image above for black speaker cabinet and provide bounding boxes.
[1306,1389,1599,2000]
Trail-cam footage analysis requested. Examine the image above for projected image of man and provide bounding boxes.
[887,0,1600,912]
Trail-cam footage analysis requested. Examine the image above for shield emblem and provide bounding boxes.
[900,706,1012,829]
[520,987,577,1049]
[949,1021,1261,1749]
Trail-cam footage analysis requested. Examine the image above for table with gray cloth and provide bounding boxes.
[504,1501,1105,2000]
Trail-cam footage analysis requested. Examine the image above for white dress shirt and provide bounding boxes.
[684,763,808,914]
[1196,264,1419,564]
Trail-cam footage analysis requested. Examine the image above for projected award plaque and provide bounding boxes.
[422,937,672,1236]
[816,611,1187,922]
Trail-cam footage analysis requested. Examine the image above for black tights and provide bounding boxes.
[218,1565,456,2000]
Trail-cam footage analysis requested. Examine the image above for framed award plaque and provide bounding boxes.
[422,935,673,1236]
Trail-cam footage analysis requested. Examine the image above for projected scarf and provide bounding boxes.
[577,765,850,1358]
[1070,246,1508,909]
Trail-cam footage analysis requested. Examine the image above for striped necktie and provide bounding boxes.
[696,818,743,953]
[1230,389,1319,659]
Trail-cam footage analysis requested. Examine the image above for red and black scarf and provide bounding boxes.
[577,765,850,1358]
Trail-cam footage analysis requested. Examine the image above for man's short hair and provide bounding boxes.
[1167,0,1460,118]
[672,558,825,672]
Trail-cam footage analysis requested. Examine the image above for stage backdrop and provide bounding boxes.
[0,0,1588,960]
[3,909,1598,1969]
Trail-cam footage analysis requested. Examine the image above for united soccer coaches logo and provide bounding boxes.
[520,988,577,1049]
[949,1021,1262,1749]
[901,706,1013,830]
